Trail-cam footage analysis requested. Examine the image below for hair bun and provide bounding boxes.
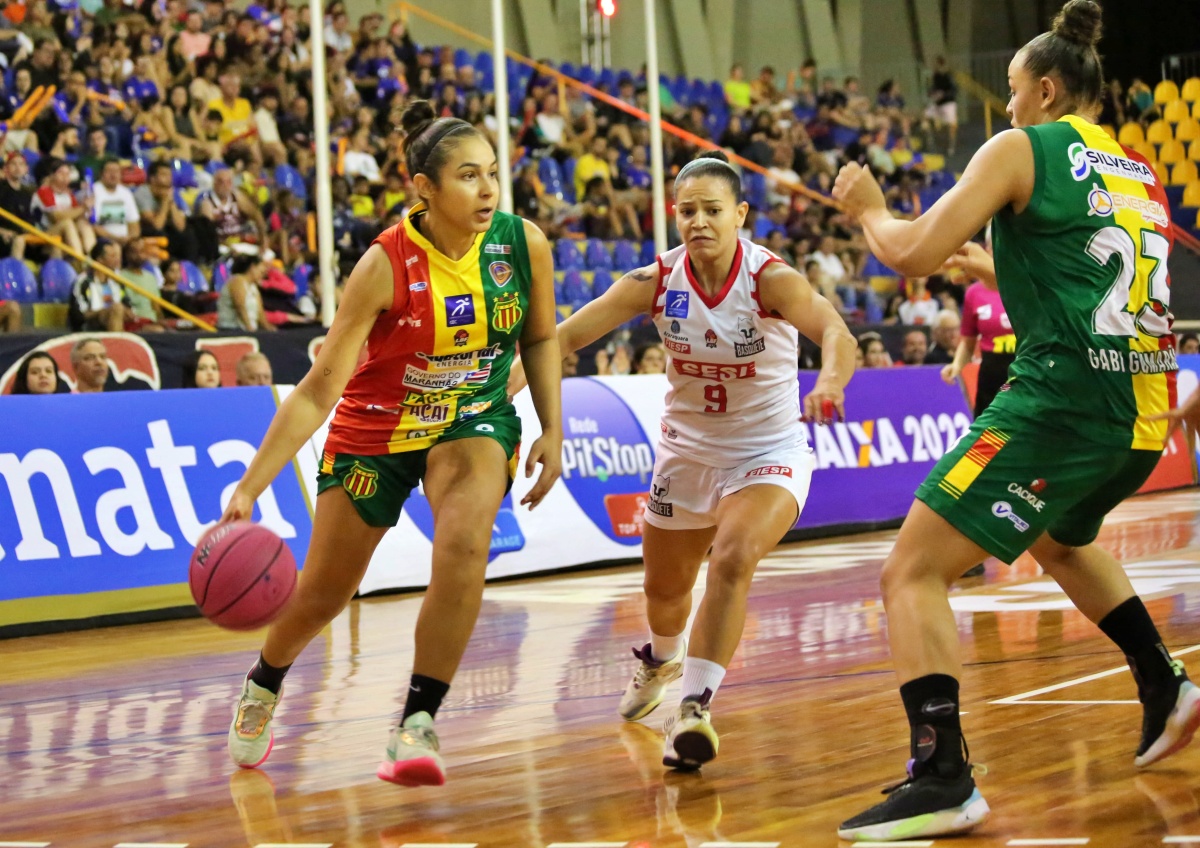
[401,99,437,140]
[1052,0,1102,48]
[695,149,731,164]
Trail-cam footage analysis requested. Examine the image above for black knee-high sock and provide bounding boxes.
[900,674,965,778]
[248,653,291,695]
[1099,597,1176,692]
[403,674,451,722]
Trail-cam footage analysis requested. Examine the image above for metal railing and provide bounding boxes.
[1162,52,1200,84]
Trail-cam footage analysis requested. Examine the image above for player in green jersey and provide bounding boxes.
[832,1,1196,841]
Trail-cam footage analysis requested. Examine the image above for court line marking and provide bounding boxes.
[1163,839,1200,844]
[1007,840,1090,846]
[396,844,477,848]
[0,843,52,847]
[992,645,1200,705]
[254,844,334,848]
[698,843,782,847]
[546,844,628,847]
[114,844,190,847]
[852,842,935,847]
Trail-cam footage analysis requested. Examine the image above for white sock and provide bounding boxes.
[680,657,725,704]
[650,632,685,663]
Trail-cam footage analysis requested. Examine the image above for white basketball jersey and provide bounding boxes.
[651,238,804,465]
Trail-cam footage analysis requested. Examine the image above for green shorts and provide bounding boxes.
[316,405,522,527]
[917,406,1160,563]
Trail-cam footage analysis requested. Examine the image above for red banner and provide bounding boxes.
[1138,427,1197,493]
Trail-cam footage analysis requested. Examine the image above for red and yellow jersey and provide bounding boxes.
[324,204,531,455]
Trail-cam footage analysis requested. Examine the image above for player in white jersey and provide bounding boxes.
[511,151,856,769]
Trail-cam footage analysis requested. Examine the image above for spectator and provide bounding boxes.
[197,167,267,248]
[10,351,62,394]
[207,70,254,147]
[573,134,611,203]
[750,65,779,107]
[70,337,110,394]
[32,158,96,255]
[724,63,751,110]
[343,126,382,183]
[1098,79,1125,128]
[897,276,939,326]
[0,153,31,261]
[900,329,928,365]
[808,235,846,284]
[92,158,142,247]
[633,343,666,374]
[1179,333,1200,355]
[136,161,200,262]
[235,351,273,386]
[178,10,212,62]
[181,349,222,388]
[0,298,19,332]
[120,239,165,331]
[925,56,958,154]
[78,127,114,179]
[858,332,891,368]
[69,240,132,332]
[924,309,960,364]
[253,87,286,163]
[217,253,270,331]
[324,9,353,54]
[347,174,376,220]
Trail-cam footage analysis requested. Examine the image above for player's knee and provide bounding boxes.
[706,540,760,592]
[879,548,937,600]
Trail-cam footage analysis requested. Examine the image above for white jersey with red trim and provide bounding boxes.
[651,238,804,465]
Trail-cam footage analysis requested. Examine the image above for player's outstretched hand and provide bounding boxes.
[943,241,997,290]
[802,381,844,426]
[220,487,255,524]
[941,362,962,385]
[520,432,562,509]
[832,163,886,220]
[1150,393,1200,441]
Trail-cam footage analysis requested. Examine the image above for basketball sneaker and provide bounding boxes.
[662,692,718,770]
[619,642,686,721]
[228,678,281,769]
[1135,659,1200,767]
[837,756,989,841]
[377,711,446,787]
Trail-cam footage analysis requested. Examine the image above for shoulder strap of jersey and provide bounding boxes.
[370,220,411,317]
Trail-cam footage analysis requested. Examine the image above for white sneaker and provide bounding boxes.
[228,678,281,769]
[662,694,718,770]
[619,642,686,721]
[377,711,446,786]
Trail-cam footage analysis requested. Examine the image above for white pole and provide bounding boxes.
[644,0,667,254]
[310,0,335,328]
[491,0,512,214]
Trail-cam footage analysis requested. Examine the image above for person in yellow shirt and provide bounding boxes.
[207,70,254,147]
[724,64,751,110]
[573,134,611,202]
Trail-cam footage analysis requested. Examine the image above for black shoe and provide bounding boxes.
[961,562,985,578]
[838,764,989,841]
[1135,660,1200,767]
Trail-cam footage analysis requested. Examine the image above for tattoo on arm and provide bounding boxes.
[630,270,655,282]
[323,368,331,376]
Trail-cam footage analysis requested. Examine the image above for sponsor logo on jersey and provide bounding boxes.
[365,403,401,414]
[1006,482,1046,512]
[409,280,428,292]
[664,339,691,354]
[398,315,422,328]
[745,465,792,478]
[402,363,491,391]
[343,461,379,500]
[489,261,513,287]
[672,359,757,381]
[405,255,419,267]
[991,500,1029,532]
[418,345,502,369]
[475,423,495,433]
[1068,143,1155,184]
[646,474,673,516]
[664,319,688,344]
[1087,183,1169,226]
[660,422,679,440]
[407,429,429,440]
[413,403,450,424]
[454,329,469,347]
[664,291,690,318]
[1087,347,1177,374]
[1030,478,1047,493]
[445,294,475,327]
[734,316,766,357]
[704,329,718,348]
[484,243,512,254]
[461,400,492,417]
[559,380,656,546]
[492,291,523,331]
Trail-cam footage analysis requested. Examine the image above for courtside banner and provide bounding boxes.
[0,388,312,630]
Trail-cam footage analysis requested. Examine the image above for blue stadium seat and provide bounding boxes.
[21,149,40,170]
[561,157,576,202]
[292,263,312,298]
[560,269,592,309]
[863,254,900,277]
[538,156,563,187]
[598,68,615,88]
[584,238,612,270]
[0,258,39,303]
[831,125,861,149]
[708,81,724,104]
[577,67,595,86]
[554,239,584,270]
[211,260,231,292]
[206,160,226,175]
[640,240,657,266]
[171,158,197,188]
[474,51,492,74]
[559,62,577,79]
[591,269,615,298]
[40,258,76,302]
[688,79,708,106]
[612,239,639,271]
[453,48,471,69]
[179,261,208,294]
[669,75,687,105]
[275,164,308,202]
[742,171,768,210]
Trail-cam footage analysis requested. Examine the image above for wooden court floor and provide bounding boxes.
[3,489,1200,848]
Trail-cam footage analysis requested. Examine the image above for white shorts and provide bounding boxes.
[643,439,816,531]
[925,101,958,125]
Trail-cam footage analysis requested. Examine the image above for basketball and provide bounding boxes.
[189,522,296,631]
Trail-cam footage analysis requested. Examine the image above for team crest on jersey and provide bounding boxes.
[484,243,512,254]
[454,329,469,347]
[445,294,475,327]
[704,329,718,348]
[489,261,513,287]
[343,461,379,500]
[665,291,690,318]
[492,291,523,331]
[647,474,672,517]
[734,316,765,357]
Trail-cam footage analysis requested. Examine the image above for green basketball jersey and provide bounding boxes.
[991,115,1177,450]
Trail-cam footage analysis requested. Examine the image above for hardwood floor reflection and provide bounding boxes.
[2,490,1200,847]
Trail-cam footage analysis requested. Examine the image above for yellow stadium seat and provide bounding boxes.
[1171,160,1199,186]
[1132,141,1157,162]
[1100,124,1116,139]
[922,153,946,171]
[1195,208,1200,231]
[868,276,900,296]
[1147,119,1173,144]
[1153,161,1169,183]
[1118,122,1145,146]
[1195,100,1200,119]
[891,149,914,167]
[1165,99,1191,124]
[1177,119,1200,143]
[1183,181,1200,208]
[1190,140,1200,162]
[1160,139,1187,164]
[1183,77,1200,103]
[1155,79,1180,105]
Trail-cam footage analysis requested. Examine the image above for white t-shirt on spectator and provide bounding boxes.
[91,183,140,239]
[324,25,353,53]
[254,106,281,145]
[808,249,846,283]
[536,112,566,144]
[343,150,381,182]
[766,165,800,207]
[898,296,940,326]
